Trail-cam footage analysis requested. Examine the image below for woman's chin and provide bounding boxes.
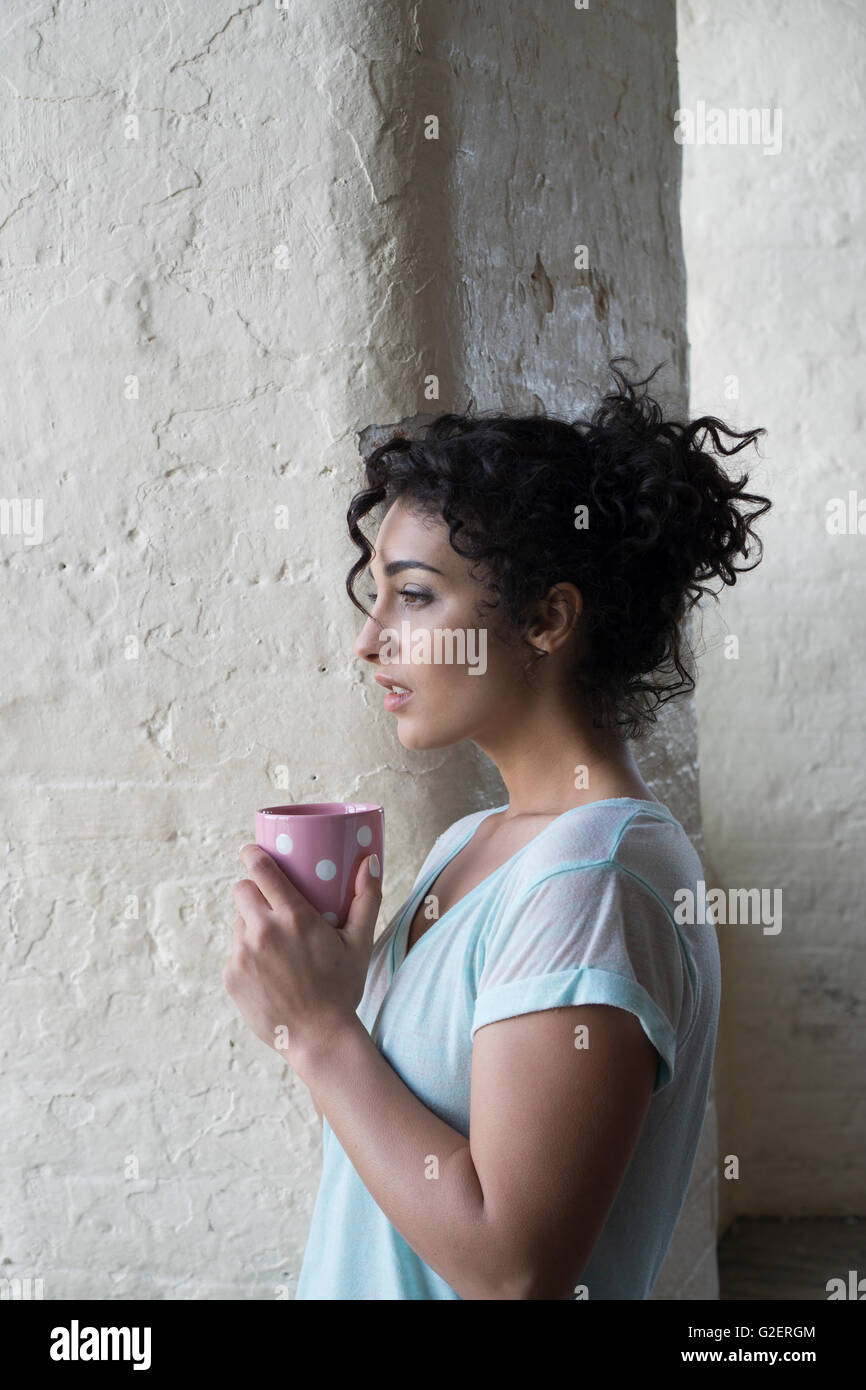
[396,720,453,752]
[396,724,426,750]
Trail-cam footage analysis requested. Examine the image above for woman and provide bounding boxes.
[225,359,771,1300]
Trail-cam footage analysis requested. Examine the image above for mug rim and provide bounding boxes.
[257,802,383,818]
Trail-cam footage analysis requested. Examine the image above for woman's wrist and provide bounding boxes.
[288,1011,368,1082]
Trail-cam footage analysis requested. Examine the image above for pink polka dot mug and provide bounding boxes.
[255,802,384,928]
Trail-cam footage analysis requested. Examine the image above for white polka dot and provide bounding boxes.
[356,825,373,847]
[275,833,293,854]
[322,912,339,925]
[315,858,337,881]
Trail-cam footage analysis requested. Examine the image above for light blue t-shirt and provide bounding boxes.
[294,797,721,1300]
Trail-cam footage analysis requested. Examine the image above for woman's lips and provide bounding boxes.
[384,687,413,712]
[375,672,413,712]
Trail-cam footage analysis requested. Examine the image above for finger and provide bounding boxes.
[341,853,382,949]
[232,876,271,918]
[227,913,250,971]
[224,915,249,991]
[238,843,309,915]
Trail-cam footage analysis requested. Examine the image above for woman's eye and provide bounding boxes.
[365,588,430,607]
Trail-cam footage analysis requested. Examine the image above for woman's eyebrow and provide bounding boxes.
[379,559,444,577]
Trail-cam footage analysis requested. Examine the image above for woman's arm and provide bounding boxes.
[292,1017,503,1298]
[291,1002,656,1299]
[468,1001,657,1297]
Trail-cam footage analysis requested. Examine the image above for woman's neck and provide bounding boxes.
[474,697,656,818]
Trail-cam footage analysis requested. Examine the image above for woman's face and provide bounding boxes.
[354,498,530,751]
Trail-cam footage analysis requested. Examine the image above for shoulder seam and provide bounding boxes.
[509,854,675,925]
[506,853,700,1027]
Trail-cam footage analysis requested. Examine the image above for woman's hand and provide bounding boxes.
[223,844,382,1065]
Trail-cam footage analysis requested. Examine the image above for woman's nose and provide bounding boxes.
[354,613,383,663]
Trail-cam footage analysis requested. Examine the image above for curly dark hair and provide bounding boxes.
[345,358,771,741]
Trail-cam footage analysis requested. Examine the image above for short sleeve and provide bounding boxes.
[471,861,687,1093]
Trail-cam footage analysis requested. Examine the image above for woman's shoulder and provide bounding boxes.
[508,798,702,900]
[531,796,687,857]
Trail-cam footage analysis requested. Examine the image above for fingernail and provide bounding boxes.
[369,853,380,878]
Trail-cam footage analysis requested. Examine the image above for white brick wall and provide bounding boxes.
[679,0,866,1228]
[1,0,717,1299]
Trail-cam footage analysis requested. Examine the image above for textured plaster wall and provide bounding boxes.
[678,0,866,1226]
[2,0,716,1298]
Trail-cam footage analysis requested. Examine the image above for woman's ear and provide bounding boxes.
[526,583,583,655]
